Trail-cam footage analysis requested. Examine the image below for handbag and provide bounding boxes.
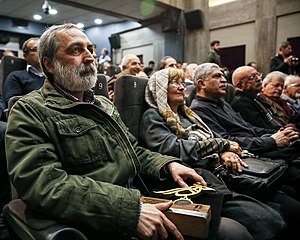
[213,157,288,201]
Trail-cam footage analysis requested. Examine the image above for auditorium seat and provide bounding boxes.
[4,95,22,119]
[93,74,108,98]
[0,56,27,95]
[3,199,88,240]
[185,83,236,106]
[185,85,197,107]
[223,83,236,104]
[114,75,148,140]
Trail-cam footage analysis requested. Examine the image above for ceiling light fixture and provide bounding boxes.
[33,14,42,20]
[49,9,57,15]
[42,0,51,14]
[76,23,84,29]
[94,19,103,25]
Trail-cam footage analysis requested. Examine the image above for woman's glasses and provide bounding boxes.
[169,79,185,88]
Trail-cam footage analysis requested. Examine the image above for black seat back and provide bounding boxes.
[186,83,236,107]
[94,74,109,98]
[0,56,27,95]
[114,75,148,140]
[185,85,197,107]
[3,199,88,240]
[223,83,236,103]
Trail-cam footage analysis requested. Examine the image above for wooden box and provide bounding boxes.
[140,196,211,239]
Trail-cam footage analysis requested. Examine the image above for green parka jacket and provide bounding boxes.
[5,80,179,238]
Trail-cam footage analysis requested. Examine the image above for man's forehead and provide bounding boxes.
[291,77,300,83]
[271,77,284,83]
[27,39,38,46]
[129,57,140,64]
[56,29,90,44]
[211,67,221,73]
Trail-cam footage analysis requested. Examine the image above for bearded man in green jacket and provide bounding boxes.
[4,23,205,240]
[6,24,286,240]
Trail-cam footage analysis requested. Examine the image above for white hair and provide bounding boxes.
[262,71,287,85]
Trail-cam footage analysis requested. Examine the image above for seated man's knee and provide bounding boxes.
[217,217,253,240]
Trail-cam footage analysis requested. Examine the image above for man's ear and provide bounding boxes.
[23,52,28,60]
[196,79,206,92]
[197,79,205,87]
[236,80,243,89]
[42,57,54,74]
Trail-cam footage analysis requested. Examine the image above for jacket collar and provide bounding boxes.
[195,95,225,107]
[41,79,96,109]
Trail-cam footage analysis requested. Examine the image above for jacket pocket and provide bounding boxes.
[55,116,106,167]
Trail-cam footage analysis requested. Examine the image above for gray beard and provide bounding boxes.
[53,61,97,92]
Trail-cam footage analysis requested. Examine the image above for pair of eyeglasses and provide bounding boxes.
[290,83,300,87]
[269,83,284,89]
[248,72,262,80]
[169,79,185,88]
[24,47,38,53]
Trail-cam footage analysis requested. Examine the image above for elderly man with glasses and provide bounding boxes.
[231,66,283,130]
[189,63,300,202]
[3,37,45,105]
[281,75,300,128]
[255,71,298,130]
[189,63,300,160]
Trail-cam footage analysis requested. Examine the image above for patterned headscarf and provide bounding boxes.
[145,68,213,140]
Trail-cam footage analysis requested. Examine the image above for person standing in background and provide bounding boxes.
[98,48,111,65]
[270,41,300,75]
[206,40,223,67]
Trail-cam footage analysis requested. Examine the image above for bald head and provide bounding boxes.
[232,66,254,87]
[232,66,263,95]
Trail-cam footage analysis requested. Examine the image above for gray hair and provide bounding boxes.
[159,56,175,70]
[193,63,219,82]
[38,23,83,79]
[22,37,40,53]
[262,71,287,85]
[120,54,138,69]
[284,75,300,87]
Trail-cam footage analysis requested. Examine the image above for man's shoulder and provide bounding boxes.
[232,92,253,103]
[6,69,28,79]
[271,54,283,62]
[17,90,43,105]
[190,97,213,110]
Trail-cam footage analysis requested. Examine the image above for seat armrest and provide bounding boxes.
[3,199,88,240]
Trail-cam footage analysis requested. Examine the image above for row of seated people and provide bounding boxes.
[1,25,300,239]
[0,25,251,240]
[138,66,300,240]
[1,68,300,239]
[231,68,300,131]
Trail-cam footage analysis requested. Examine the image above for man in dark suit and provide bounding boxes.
[3,37,45,105]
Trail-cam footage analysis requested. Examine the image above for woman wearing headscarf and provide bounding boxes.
[139,68,300,240]
[140,67,246,172]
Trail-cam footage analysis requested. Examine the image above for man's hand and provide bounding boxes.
[272,127,299,147]
[284,55,293,66]
[136,202,184,240]
[167,162,206,188]
[228,141,242,156]
[108,90,114,102]
[220,151,248,173]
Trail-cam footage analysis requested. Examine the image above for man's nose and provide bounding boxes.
[84,50,95,63]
